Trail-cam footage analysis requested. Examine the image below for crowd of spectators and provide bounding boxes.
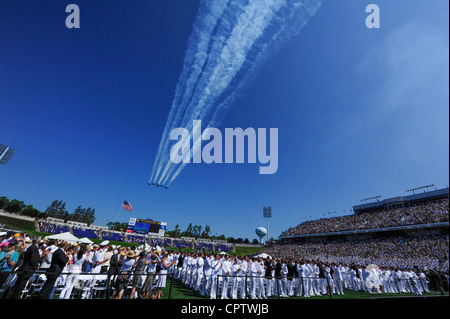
[0,230,173,299]
[264,235,449,273]
[281,199,449,237]
[37,221,70,235]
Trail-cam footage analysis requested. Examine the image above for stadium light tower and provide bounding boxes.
[360,195,381,204]
[263,206,272,242]
[0,144,16,165]
[406,185,435,194]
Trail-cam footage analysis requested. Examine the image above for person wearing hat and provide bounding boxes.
[0,232,8,247]
[4,238,40,299]
[0,241,19,288]
[112,250,136,299]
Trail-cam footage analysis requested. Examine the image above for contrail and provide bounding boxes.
[150,0,232,184]
[150,0,322,187]
[158,0,286,185]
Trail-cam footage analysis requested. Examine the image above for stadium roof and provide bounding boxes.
[353,187,449,214]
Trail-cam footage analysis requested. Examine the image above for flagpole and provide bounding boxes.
[113,202,123,231]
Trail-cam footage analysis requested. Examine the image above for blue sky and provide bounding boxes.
[1,0,448,241]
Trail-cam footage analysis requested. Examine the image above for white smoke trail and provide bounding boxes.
[150,0,232,183]
[151,0,322,186]
[159,0,285,184]
[166,0,323,185]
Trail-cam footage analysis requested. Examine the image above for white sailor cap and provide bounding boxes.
[100,240,110,246]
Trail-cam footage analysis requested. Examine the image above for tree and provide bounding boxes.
[21,205,41,218]
[72,206,96,225]
[186,223,193,237]
[45,200,68,220]
[5,199,26,214]
[0,196,9,210]
[173,224,181,238]
[252,239,259,245]
[72,205,84,222]
[193,225,202,238]
[203,225,211,239]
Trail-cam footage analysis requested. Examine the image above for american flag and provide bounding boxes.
[122,200,132,212]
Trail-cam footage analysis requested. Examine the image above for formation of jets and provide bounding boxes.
[148,183,168,189]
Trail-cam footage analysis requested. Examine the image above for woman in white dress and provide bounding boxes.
[155,253,175,299]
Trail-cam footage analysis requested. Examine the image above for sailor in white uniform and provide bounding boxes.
[239,256,249,299]
[220,255,232,299]
[194,253,204,292]
[201,253,213,296]
[209,254,222,299]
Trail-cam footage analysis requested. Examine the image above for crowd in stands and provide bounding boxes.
[264,235,449,273]
[36,220,235,252]
[38,221,70,235]
[282,199,449,237]
[72,227,100,239]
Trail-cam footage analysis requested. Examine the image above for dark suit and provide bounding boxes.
[274,263,282,279]
[37,248,68,299]
[177,255,184,268]
[5,244,40,299]
[287,264,295,281]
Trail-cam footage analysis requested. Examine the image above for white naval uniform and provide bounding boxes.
[249,261,259,299]
[257,261,267,299]
[418,272,429,292]
[333,266,344,295]
[195,257,204,292]
[239,260,248,299]
[181,255,189,283]
[209,259,222,299]
[201,256,213,296]
[230,262,240,299]
[221,259,232,299]
[303,263,313,297]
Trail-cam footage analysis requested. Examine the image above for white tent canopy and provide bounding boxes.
[78,237,94,244]
[44,232,82,243]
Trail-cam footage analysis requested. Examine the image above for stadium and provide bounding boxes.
[0,187,448,300]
